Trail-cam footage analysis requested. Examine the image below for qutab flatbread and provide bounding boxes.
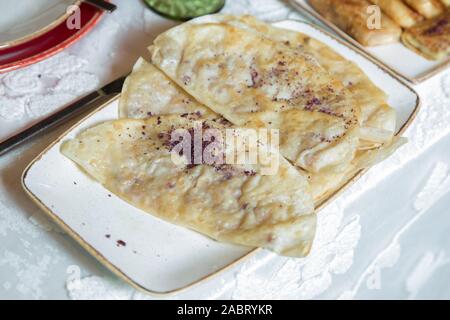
[61,115,316,257]
[308,0,402,46]
[150,20,362,174]
[201,15,397,147]
[402,10,450,61]
[119,58,214,119]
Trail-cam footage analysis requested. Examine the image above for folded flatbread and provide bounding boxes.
[404,0,445,19]
[207,15,397,144]
[309,0,402,46]
[402,10,450,60]
[369,0,423,28]
[119,59,213,119]
[150,19,363,174]
[61,115,316,257]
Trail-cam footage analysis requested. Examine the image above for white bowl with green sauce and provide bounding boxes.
[144,0,225,20]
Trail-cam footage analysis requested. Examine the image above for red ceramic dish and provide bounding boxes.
[0,2,104,74]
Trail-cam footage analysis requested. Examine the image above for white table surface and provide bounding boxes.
[1,0,450,300]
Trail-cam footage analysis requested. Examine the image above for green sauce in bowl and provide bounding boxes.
[144,0,225,21]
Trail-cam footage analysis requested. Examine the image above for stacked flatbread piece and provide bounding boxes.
[62,15,404,257]
[309,0,450,60]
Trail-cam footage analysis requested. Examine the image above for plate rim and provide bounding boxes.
[0,2,104,74]
[0,0,81,50]
[289,0,450,84]
[21,20,421,297]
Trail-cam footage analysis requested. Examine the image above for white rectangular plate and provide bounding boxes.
[22,21,420,296]
[290,0,450,83]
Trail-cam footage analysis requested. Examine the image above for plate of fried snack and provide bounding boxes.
[290,0,450,83]
[22,16,419,295]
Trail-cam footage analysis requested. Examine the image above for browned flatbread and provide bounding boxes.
[404,0,445,19]
[369,0,423,28]
[402,10,450,60]
[309,0,402,46]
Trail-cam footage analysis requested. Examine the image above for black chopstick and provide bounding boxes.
[0,92,102,156]
[84,0,117,12]
[0,76,127,156]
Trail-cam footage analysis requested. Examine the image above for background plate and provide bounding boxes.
[22,21,420,296]
[0,0,78,49]
[290,0,450,83]
[0,2,103,74]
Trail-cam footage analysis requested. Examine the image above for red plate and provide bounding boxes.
[0,3,104,74]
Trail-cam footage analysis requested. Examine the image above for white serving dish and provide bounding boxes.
[290,0,450,84]
[0,0,78,49]
[22,20,420,296]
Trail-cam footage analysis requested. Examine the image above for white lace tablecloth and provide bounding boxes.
[1,0,450,300]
